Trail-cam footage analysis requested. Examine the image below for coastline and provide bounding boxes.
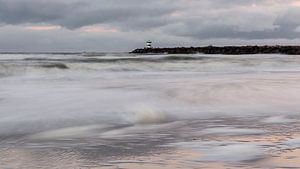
[131,45,300,55]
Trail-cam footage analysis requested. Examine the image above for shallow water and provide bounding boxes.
[0,53,300,168]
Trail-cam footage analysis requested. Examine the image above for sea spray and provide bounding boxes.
[122,105,176,125]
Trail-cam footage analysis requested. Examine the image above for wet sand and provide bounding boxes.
[0,116,299,169]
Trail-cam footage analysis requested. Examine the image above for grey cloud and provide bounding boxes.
[164,20,300,40]
[196,0,291,8]
[274,8,300,29]
[0,0,178,29]
[0,0,300,52]
[0,0,71,24]
[160,1,300,40]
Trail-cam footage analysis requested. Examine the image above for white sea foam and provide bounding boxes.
[29,125,101,140]
[282,138,300,149]
[261,116,297,124]
[201,144,265,162]
[201,127,265,136]
[168,141,265,163]
[123,105,177,125]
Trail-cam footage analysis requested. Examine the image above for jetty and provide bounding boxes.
[131,45,300,55]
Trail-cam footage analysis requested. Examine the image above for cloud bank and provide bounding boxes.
[0,0,300,52]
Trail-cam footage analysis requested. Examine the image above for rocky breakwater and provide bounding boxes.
[131,45,300,55]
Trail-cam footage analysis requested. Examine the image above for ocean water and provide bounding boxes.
[0,53,300,168]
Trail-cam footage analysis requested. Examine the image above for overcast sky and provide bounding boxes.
[1,0,300,52]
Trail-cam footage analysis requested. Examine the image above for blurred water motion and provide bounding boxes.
[0,53,300,168]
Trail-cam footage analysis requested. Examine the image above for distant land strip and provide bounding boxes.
[131,46,300,55]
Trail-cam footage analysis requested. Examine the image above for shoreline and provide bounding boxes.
[131,45,300,55]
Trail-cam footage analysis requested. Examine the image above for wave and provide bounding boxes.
[163,55,207,60]
[23,55,214,63]
[129,110,176,125]
[0,62,69,77]
[38,63,69,69]
[2,54,300,77]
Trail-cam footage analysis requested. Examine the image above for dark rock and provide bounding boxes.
[131,46,300,55]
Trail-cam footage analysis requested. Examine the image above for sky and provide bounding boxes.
[0,0,300,52]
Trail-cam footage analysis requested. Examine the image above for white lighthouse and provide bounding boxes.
[145,41,153,49]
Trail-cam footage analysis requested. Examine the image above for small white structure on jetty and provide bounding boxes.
[145,41,153,49]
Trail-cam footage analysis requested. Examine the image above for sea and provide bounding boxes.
[0,53,300,168]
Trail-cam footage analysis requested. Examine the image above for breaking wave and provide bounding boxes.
[0,62,69,77]
[127,109,176,125]
[23,55,213,63]
[2,53,300,78]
